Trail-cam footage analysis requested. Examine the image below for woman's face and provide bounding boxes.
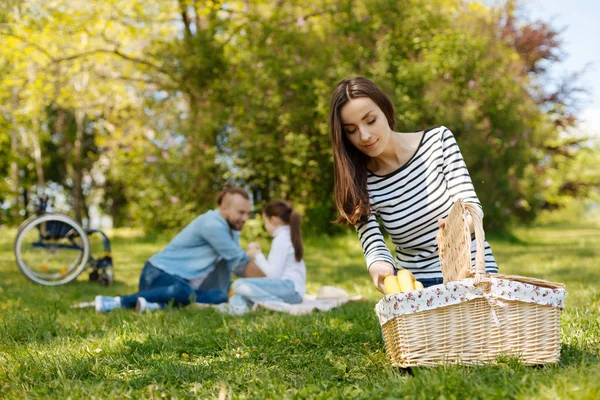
[339,97,392,157]
[263,213,281,237]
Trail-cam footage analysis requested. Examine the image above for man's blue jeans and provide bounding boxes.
[229,278,302,313]
[119,262,228,308]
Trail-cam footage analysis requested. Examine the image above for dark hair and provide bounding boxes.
[216,186,250,205]
[263,200,303,262]
[329,77,396,225]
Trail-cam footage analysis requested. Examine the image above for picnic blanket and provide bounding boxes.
[198,286,364,315]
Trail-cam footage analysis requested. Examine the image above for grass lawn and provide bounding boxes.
[0,221,599,399]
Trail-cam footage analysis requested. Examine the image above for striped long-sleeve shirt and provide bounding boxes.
[357,126,498,279]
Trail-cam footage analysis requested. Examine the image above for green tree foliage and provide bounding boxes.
[0,0,596,232]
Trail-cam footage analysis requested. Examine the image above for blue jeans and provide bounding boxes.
[119,262,228,308]
[229,278,302,313]
[418,277,444,288]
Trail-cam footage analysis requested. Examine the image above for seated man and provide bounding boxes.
[94,186,265,313]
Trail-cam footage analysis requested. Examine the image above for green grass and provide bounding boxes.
[0,222,599,399]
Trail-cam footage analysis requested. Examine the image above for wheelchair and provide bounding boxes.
[13,195,115,286]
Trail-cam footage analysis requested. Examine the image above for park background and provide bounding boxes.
[0,0,599,398]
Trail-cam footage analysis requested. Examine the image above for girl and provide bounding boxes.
[329,77,498,293]
[228,200,306,314]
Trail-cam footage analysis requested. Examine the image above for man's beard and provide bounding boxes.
[226,218,242,231]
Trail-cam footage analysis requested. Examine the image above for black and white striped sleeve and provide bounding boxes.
[356,214,395,270]
[440,127,484,218]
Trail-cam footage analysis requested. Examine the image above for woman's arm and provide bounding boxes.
[252,252,279,278]
[440,127,484,234]
[357,214,396,293]
[250,235,289,279]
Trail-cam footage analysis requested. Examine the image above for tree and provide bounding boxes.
[0,0,592,232]
[1,0,178,224]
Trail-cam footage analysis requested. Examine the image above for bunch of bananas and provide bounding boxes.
[383,270,424,294]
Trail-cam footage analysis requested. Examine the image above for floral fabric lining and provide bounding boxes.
[375,277,567,326]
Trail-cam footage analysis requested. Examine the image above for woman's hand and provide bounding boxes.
[369,261,395,294]
[246,242,261,258]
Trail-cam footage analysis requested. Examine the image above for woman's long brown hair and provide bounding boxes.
[329,77,396,225]
[263,200,303,262]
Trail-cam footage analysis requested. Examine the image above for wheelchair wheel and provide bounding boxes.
[14,213,91,286]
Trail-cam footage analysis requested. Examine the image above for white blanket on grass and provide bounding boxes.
[253,293,365,315]
[198,286,365,316]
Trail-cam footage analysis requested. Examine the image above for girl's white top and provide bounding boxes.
[254,225,306,295]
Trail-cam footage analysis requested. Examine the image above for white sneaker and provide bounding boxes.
[135,297,161,313]
[95,296,121,313]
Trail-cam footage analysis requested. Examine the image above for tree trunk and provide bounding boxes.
[22,187,29,219]
[31,117,45,192]
[188,92,216,209]
[73,109,85,224]
[10,86,20,224]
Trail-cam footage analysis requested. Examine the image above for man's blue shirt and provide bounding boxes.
[148,209,250,280]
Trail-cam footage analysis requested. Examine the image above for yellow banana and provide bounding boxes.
[414,280,424,290]
[384,275,401,294]
[397,269,416,292]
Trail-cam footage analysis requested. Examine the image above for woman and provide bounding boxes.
[228,200,306,314]
[329,77,498,293]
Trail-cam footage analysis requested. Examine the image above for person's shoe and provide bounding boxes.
[135,297,161,313]
[95,295,121,313]
[212,302,248,316]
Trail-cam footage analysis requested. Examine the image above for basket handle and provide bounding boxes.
[463,202,486,276]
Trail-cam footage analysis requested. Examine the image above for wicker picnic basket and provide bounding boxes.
[375,199,567,367]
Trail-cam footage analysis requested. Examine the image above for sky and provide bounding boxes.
[522,0,600,136]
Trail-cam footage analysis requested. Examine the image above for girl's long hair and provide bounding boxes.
[329,77,396,225]
[263,200,303,262]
